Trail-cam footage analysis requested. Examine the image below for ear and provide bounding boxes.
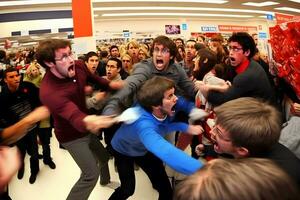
[170,55,174,60]
[235,146,249,158]
[244,49,250,57]
[45,61,55,68]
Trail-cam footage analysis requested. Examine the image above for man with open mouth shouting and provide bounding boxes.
[199,97,300,189]
[199,32,275,106]
[109,76,205,200]
[36,39,123,200]
[102,35,197,157]
[103,35,196,117]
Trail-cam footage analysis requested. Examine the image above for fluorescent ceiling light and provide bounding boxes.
[243,1,279,7]
[274,7,300,13]
[0,0,70,7]
[101,13,253,18]
[289,0,300,3]
[94,6,274,15]
[94,0,227,3]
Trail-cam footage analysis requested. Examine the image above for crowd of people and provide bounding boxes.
[0,31,300,200]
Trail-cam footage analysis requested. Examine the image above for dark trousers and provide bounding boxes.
[16,127,39,174]
[109,149,173,200]
[38,127,52,162]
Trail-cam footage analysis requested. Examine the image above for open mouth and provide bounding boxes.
[156,59,163,65]
[68,65,74,72]
[171,104,176,113]
[229,57,236,62]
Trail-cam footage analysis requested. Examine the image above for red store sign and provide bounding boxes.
[218,25,257,32]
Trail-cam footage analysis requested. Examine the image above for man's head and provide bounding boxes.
[137,76,177,117]
[175,158,300,200]
[109,45,120,58]
[106,57,121,80]
[150,35,177,71]
[185,40,197,62]
[4,67,21,92]
[228,32,256,67]
[85,51,99,74]
[175,38,184,47]
[35,39,75,79]
[212,97,281,157]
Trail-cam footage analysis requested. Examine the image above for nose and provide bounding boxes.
[174,95,178,102]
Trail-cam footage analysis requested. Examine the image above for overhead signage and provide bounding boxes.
[218,25,257,32]
[182,23,187,31]
[123,30,130,38]
[266,14,274,20]
[275,13,294,24]
[201,25,218,32]
[258,32,267,39]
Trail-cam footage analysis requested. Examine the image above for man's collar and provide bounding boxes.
[235,59,250,74]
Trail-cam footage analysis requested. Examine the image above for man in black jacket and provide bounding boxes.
[200,32,275,106]
[0,68,41,184]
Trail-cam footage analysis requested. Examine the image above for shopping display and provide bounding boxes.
[269,21,300,98]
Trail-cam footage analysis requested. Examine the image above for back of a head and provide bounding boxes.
[100,50,109,59]
[137,76,175,112]
[228,32,256,58]
[174,158,300,200]
[194,43,206,51]
[193,48,217,80]
[214,97,282,155]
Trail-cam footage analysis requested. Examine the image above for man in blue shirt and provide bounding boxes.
[109,76,205,200]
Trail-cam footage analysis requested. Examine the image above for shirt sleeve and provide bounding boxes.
[137,120,202,175]
[102,63,151,115]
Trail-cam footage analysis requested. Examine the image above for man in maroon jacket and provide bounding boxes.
[36,39,122,200]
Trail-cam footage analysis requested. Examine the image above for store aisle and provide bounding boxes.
[9,136,158,200]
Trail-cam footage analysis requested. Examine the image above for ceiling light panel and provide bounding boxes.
[102,13,253,18]
[94,6,274,15]
[0,0,70,7]
[243,1,279,7]
[94,0,227,3]
[274,7,300,13]
[288,0,300,3]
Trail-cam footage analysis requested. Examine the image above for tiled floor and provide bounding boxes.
[9,136,159,200]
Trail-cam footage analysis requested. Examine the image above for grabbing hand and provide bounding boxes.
[189,108,209,123]
[291,103,300,116]
[94,91,107,102]
[195,144,204,156]
[186,125,204,135]
[83,115,116,134]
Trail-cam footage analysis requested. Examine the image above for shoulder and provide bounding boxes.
[21,81,38,91]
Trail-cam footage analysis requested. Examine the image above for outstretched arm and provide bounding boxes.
[1,106,50,145]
